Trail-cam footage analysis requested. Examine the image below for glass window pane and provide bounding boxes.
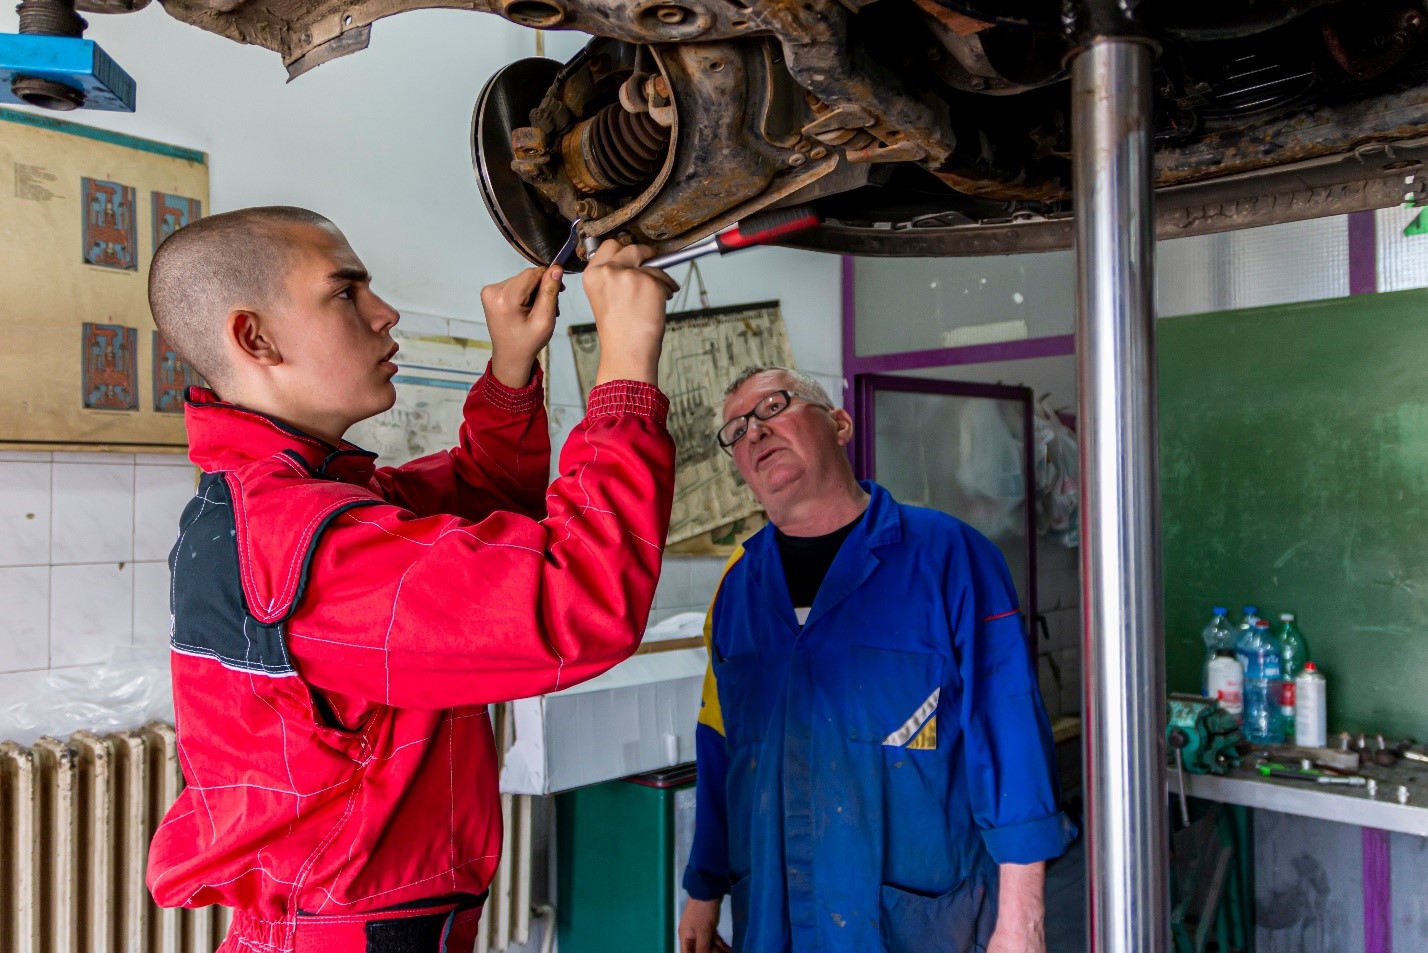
[853,252,1074,357]
[1376,205,1428,292]
[872,389,1030,611]
[1158,217,1349,317]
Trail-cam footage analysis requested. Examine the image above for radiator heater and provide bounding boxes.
[479,703,550,953]
[2,712,546,953]
[0,723,231,953]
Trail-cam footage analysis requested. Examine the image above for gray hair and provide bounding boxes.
[723,365,834,407]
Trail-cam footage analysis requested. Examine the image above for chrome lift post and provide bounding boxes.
[1069,15,1170,953]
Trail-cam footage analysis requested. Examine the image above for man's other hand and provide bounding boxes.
[678,897,730,953]
[480,264,562,389]
[582,239,678,386]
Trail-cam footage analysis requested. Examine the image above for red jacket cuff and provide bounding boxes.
[586,381,670,426]
[477,362,544,415]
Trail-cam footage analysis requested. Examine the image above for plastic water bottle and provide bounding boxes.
[1276,613,1309,740]
[1201,607,1235,695]
[1238,605,1264,639]
[1238,619,1284,745]
[1232,605,1260,685]
[1294,662,1328,747]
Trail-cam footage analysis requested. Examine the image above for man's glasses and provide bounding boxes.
[717,390,829,453]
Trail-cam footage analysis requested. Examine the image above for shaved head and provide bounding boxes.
[148,206,336,391]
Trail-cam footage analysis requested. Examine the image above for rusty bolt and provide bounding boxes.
[575,199,603,219]
[810,146,828,160]
[787,153,807,167]
[652,76,670,98]
[511,126,547,157]
[656,4,687,24]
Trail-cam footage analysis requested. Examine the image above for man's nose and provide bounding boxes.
[370,295,400,331]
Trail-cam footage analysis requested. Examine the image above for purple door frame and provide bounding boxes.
[1348,209,1393,953]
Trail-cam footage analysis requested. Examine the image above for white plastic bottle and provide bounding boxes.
[1201,607,1234,695]
[1294,662,1328,747]
[1207,650,1245,719]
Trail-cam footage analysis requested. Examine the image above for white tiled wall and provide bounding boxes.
[650,556,729,628]
[0,451,194,691]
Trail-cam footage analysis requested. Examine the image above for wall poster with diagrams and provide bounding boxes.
[1,108,209,449]
[568,301,794,552]
[345,327,493,466]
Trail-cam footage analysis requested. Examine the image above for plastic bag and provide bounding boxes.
[952,399,1026,539]
[0,645,173,746]
[1033,398,1080,548]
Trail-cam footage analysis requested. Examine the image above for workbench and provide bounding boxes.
[1170,757,1428,839]
[1168,754,1428,953]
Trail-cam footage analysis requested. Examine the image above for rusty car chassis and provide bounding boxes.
[35,0,1428,262]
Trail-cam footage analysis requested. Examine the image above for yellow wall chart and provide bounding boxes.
[0,107,209,450]
[568,301,793,551]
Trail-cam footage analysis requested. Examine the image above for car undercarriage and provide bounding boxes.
[16,0,1428,263]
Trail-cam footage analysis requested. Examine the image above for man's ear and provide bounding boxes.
[228,310,282,368]
[831,408,855,447]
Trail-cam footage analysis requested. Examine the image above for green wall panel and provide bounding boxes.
[1159,288,1428,739]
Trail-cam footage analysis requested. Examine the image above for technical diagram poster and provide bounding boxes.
[345,328,493,467]
[568,301,794,546]
[0,108,208,449]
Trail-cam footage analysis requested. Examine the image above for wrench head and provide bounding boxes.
[553,217,582,268]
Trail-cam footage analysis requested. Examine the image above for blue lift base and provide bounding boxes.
[0,34,136,112]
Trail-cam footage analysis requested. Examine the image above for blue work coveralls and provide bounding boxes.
[683,482,1075,953]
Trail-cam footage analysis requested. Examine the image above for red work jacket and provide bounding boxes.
[146,369,674,952]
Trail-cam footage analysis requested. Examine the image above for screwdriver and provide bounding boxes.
[644,205,822,270]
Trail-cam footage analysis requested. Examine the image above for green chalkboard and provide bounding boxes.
[1159,288,1428,739]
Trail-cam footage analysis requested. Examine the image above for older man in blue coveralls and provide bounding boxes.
[678,366,1076,953]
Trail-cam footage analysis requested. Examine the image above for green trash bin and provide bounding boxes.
[557,764,698,953]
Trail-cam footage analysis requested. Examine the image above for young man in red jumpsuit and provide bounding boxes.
[143,206,677,952]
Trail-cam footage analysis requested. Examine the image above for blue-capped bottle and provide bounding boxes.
[1238,619,1284,745]
[1233,605,1263,678]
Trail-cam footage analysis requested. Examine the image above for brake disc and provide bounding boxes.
[471,57,586,272]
